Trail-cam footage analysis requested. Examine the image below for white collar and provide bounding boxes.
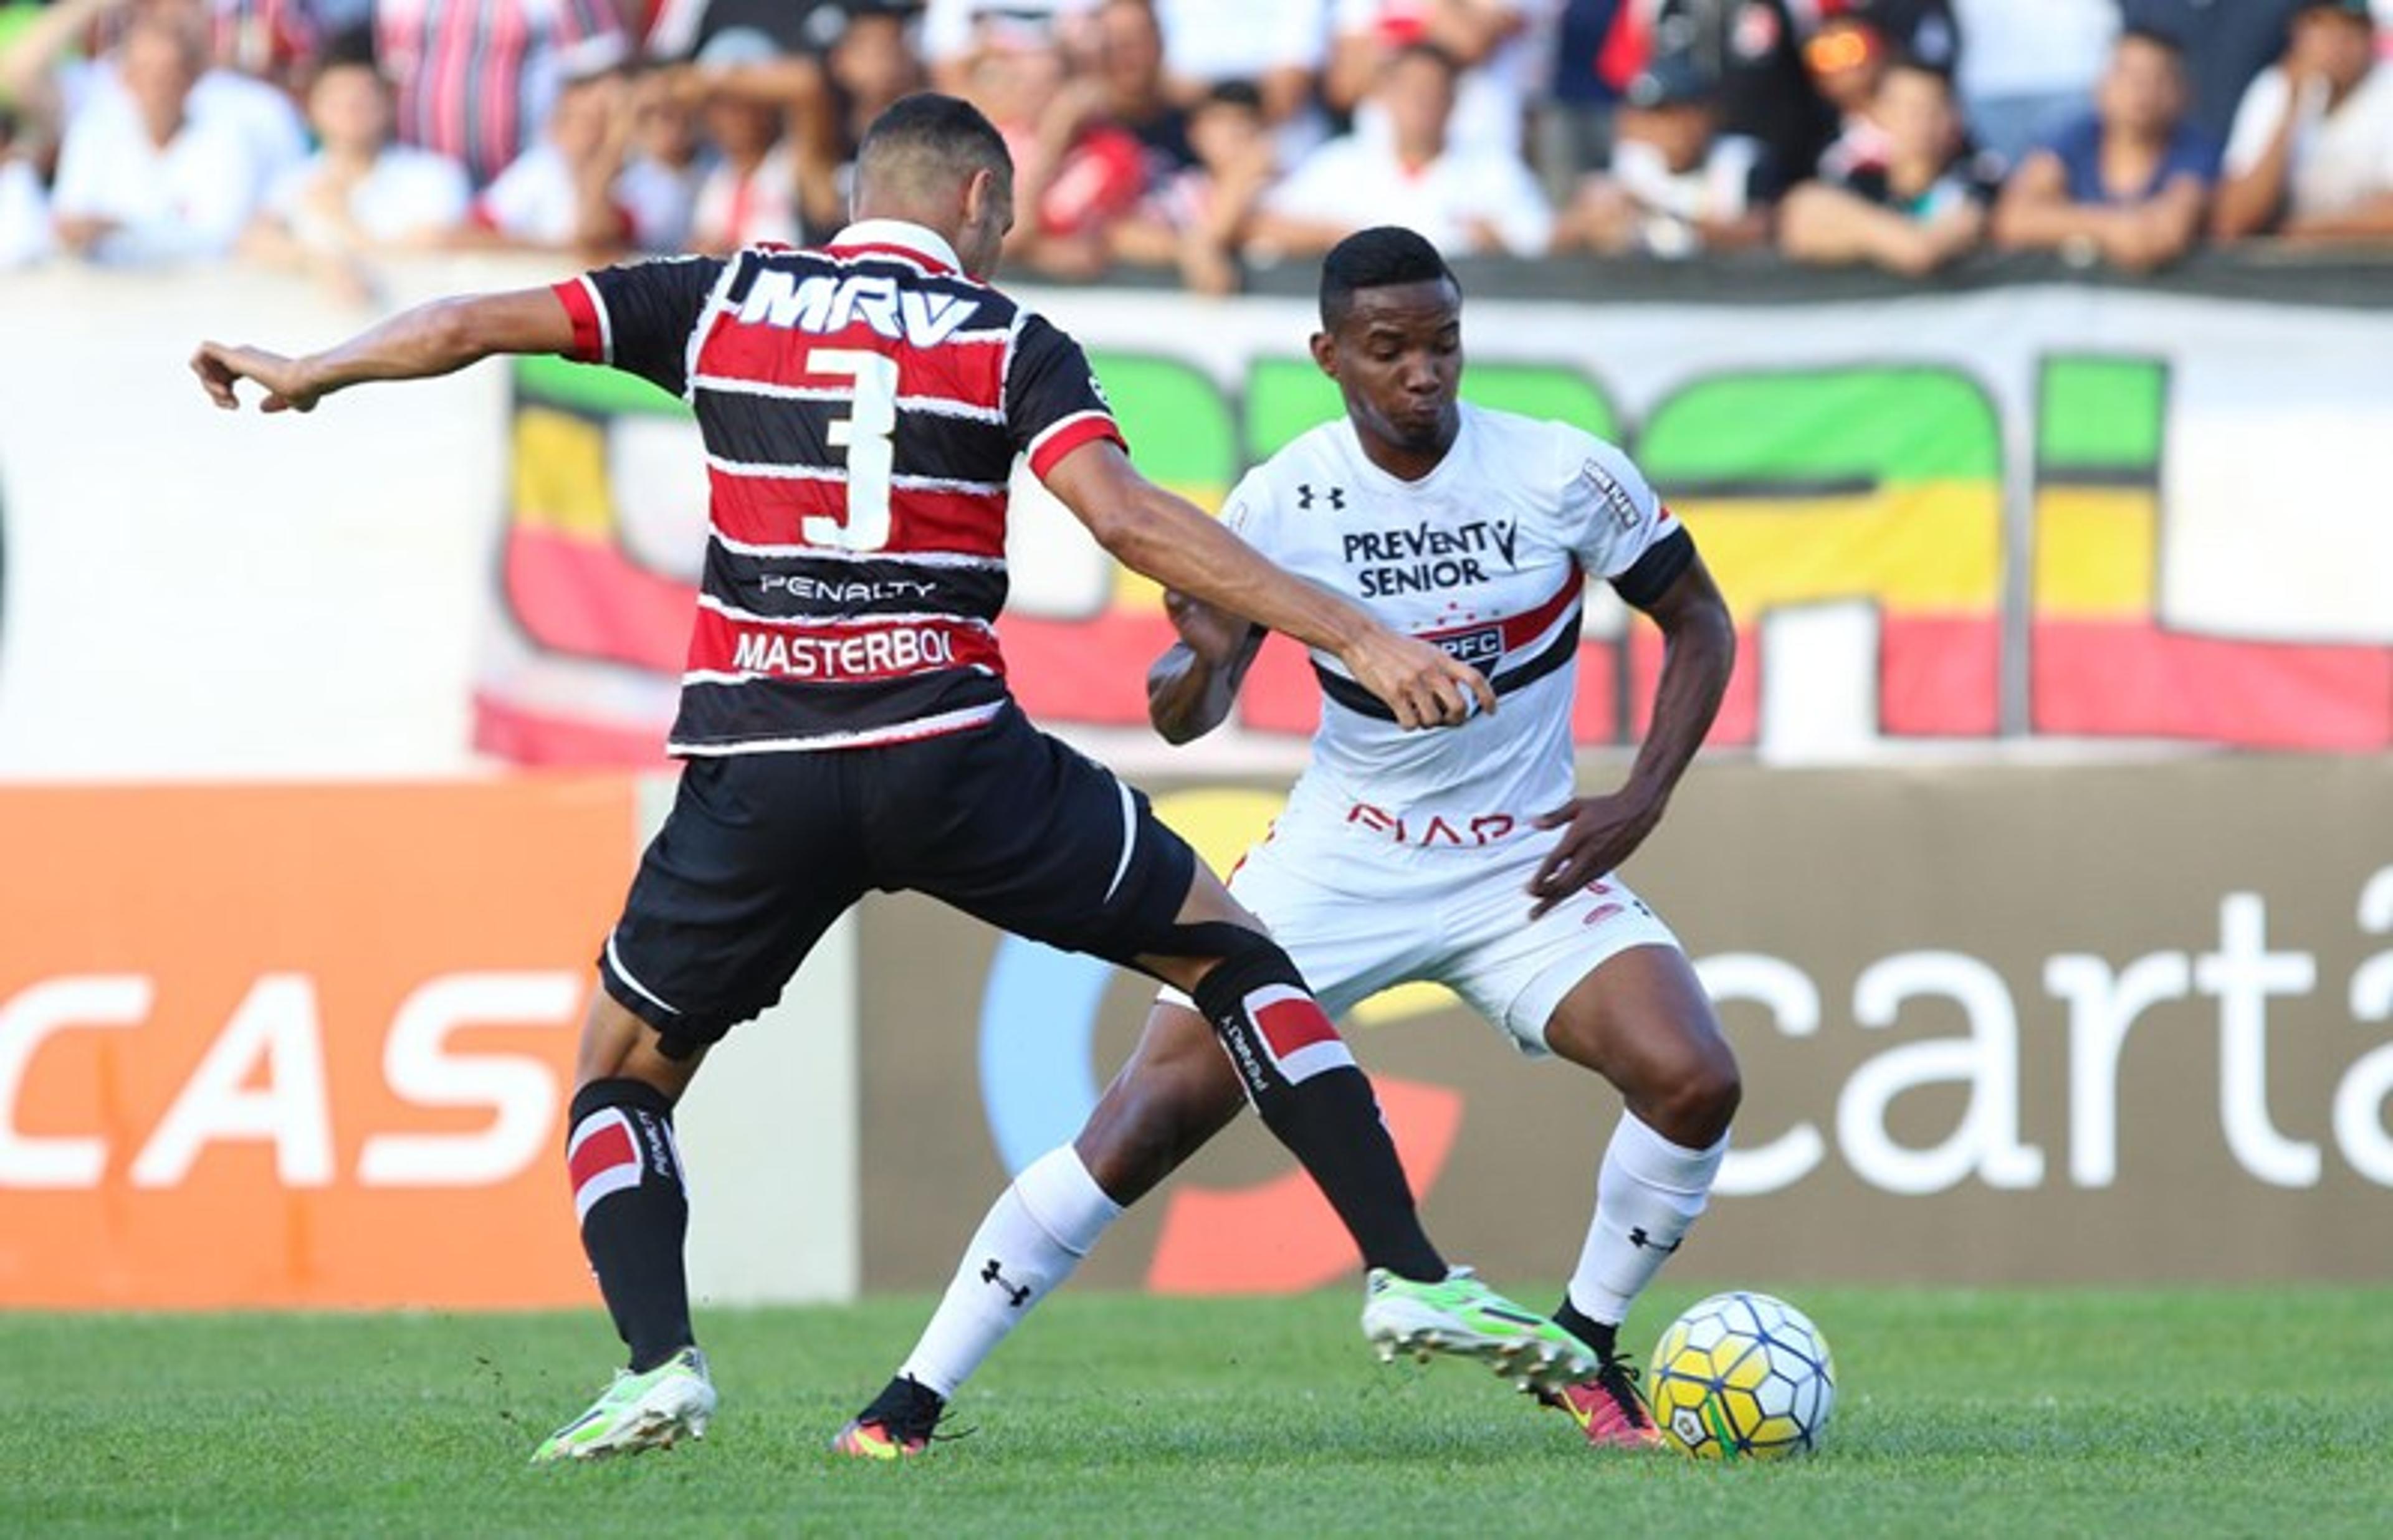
[828,218,963,273]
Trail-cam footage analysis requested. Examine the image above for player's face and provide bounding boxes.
[1317,279,1464,464]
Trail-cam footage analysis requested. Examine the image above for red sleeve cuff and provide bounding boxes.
[1026,411,1126,480]
[552,276,606,363]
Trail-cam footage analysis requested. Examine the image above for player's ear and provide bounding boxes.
[1309,330,1338,381]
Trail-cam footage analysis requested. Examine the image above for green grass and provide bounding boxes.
[7,1286,2391,1538]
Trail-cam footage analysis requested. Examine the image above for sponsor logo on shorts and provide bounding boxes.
[1345,802,1519,848]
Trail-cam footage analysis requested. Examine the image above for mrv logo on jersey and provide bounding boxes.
[737,270,983,347]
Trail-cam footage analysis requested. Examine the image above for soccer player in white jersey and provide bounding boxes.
[834,225,1740,1457]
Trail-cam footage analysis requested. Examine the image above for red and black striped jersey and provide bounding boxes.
[552,219,1125,756]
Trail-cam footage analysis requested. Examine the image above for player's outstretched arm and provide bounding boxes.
[1147,592,1265,744]
[1042,439,1494,731]
[1529,548,1735,917]
[190,287,576,414]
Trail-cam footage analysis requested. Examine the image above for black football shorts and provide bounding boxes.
[598,705,1198,1043]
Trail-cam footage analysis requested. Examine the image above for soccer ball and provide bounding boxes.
[1648,1291,1835,1460]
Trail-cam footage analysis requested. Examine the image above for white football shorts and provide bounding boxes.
[1167,831,1683,1057]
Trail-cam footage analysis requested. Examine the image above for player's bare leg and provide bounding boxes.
[1534,944,1740,1449]
[836,870,1595,1456]
[533,990,720,1463]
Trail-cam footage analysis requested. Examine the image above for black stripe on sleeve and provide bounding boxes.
[1610,525,1695,611]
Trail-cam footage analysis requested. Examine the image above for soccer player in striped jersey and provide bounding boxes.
[841,226,1741,1456]
[191,95,1600,1465]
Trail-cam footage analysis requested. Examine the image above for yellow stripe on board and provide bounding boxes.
[1111,482,1226,607]
[1674,483,2002,614]
[2032,488,2157,618]
[510,408,616,539]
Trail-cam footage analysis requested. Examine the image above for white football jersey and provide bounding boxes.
[1223,401,1679,891]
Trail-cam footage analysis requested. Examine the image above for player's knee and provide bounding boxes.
[1655,1047,1740,1149]
[573,987,704,1103]
[1178,923,1302,1015]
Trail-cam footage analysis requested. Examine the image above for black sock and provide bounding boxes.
[1554,1296,1617,1361]
[1192,948,1446,1282]
[565,1078,695,1372]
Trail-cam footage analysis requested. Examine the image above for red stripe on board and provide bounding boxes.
[567,1119,636,1193]
[685,609,1007,683]
[2033,620,2393,748]
[472,692,672,768]
[707,467,1009,558]
[504,527,696,673]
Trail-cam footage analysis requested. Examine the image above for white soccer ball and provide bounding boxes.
[1647,1291,1836,1459]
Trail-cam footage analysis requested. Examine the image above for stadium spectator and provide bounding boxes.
[621,63,702,250]
[642,0,854,64]
[1554,50,1776,256]
[1798,13,1891,167]
[372,0,630,188]
[1993,26,2219,271]
[1,0,305,189]
[1325,0,1562,161]
[791,1,924,239]
[1848,0,1959,76]
[47,4,268,264]
[1083,0,1196,182]
[682,33,805,252]
[1152,0,1330,154]
[1535,0,1628,196]
[1779,55,1995,275]
[1648,0,1840,185]
[957,26,1146,277]
[2213,0,2393,242]
[2121,0,2306,145]
[1107,78,1279,292]
[0,105,53,267]
[922,0,1099,93]
[241,51,470,300]
[1952,0,2119,166]
[462,65,683,256]
[1248,40,1555,259]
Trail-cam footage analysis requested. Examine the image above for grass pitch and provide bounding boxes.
[7,1285,2389,1538]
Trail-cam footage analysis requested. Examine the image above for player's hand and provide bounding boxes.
[1162,589,1258,670]
[1340,626,1496,731]
[189,342,323,414]
[1527,787,1664,920]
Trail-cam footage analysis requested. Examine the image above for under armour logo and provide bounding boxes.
[1297,483,1345,511]
[980,1258,1032,1308]
[1627,1227,1682,1254]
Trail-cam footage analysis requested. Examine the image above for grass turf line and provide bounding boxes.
[6,1286,2390,1538]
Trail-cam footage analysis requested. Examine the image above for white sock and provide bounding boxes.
[1567,1112,1727,1326]
[897,1145,1123,1399]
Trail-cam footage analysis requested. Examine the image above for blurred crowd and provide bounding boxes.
[2,0,2391,295]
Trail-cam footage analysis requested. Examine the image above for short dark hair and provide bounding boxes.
[858,92,1013,186]
[1200,78,1264,114]
[1389,39,1461,80]
[2117,22,2187,57]
[1319,226,1458,330]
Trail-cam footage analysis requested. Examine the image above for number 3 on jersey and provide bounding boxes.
[806,347,899,551]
